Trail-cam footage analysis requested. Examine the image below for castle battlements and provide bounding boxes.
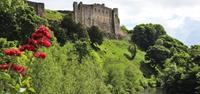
[73,2,120,36]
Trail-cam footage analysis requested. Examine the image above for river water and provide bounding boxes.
[137,88,167,94]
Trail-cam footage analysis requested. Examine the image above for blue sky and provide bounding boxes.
[29,0,200,46]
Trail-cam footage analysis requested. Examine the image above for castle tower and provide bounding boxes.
[27,1,44,17]
[73,2,120,36]
[73,2,78,23]
[112,8,120,35]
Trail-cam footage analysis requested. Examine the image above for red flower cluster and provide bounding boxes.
[11,64,26,75]
[0,63,9,70]
[19,44,35,51]
[0,26,52,76]
[19,26,52,59]
[4,48,22,56]
[33,52,46,59]
[29,26,52,48]
[19,26,52,52]
[0,63,26,75]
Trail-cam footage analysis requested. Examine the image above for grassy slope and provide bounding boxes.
[44,9,65,21]
[99,39,145,67]
[99,39,148,92]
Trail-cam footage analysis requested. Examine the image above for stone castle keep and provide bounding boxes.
[27,1,120,35]
[73,2,120,35]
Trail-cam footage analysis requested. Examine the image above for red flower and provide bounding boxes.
[45,32,52,39]
[11,64,26,75]
[28,38,39,45]
[35,26,49,34]
[4,48,22,56]
[0,63,9,70]
[19,44,35,51]
[33,52,46,59]
[41,39,51,47]
[31,32,44,39]
[29,26,52,48]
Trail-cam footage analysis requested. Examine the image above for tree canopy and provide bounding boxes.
[131,23,166,51]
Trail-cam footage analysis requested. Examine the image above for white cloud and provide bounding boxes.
[29,0,200,46]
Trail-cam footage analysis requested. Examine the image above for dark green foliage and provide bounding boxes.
[88,26,104,45]
[0,0,46,44]
[124,44,137,60]
[145,45,171,64]
[142,34,200,94]
[48,15,89,45]
[74,41,90,63]
[190,45,200,64]
[0,11,18,41]
[131,23,166,51]
[155,35,188,54]
[156,51,199,94]
[61,15,89,42]
[48,20,67,46]
[128,44,137,60]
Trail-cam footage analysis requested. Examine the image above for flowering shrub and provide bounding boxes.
[4,48,22,56]
[0,63,9,70]
[33,52,46,59]
[29,26,52,48]
[0,26,52,93]
[19,44,35,51]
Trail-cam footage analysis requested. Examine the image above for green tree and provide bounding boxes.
[124,44,137,60]
[48,20,67,46]
[155,35,188,54]
[190,45,200,65]
[131,23,166,51]
[61,15,89,42]
[145,45,171,66]
[88,26,104,45]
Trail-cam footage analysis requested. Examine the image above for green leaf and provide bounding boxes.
[15,84,21,91]
[0,72,11,80]
[28,87,36,93]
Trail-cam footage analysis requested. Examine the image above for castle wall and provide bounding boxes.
[73,2,120,35]
[27,1,44,17]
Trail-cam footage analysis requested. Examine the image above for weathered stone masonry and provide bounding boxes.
[27,1,120,36]
[73,2,120,35]
[27,1,44,17]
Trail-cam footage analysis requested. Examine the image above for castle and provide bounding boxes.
[73,2,120,36]
[27,1,44,17]
[27,1,120,36]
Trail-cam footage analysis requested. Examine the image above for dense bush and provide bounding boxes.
[131,23,166,51]
[48,20,67,46]
[88,26,104,46]
[145,45,171,66]
[138,24,200,93]
[61,15,89,42]
[49,15,89,45]
[0,0,47,44]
